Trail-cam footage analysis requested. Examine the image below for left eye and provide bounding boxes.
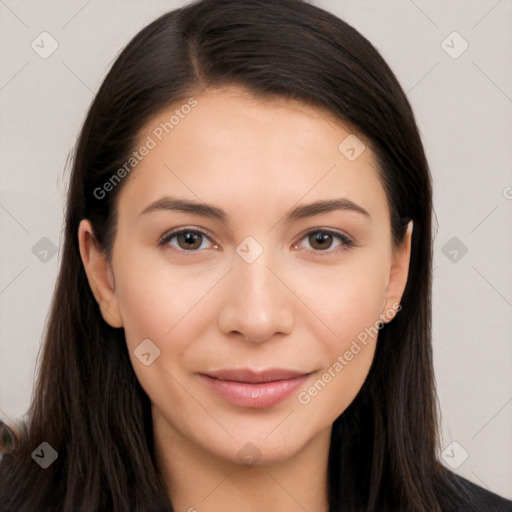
[294,230,355,253]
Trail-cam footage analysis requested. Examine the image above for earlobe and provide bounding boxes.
[381,220,413,323]
[77,219,123,328]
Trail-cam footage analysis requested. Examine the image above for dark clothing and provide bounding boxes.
[441,471,512,511]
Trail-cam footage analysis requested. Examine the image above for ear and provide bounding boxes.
[78,219,123,328]
[381,220,413,323]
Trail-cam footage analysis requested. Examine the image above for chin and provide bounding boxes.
[206,426,317,468]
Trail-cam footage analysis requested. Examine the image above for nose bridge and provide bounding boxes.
[236,250,278,305]
[217,244,294,342]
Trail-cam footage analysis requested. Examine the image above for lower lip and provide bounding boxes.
[198,374,310,408]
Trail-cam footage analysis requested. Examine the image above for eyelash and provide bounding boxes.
[159,227,358,256]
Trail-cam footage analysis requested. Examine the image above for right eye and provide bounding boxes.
[159,228,218,252]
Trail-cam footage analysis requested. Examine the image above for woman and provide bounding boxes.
[1,0,510,510]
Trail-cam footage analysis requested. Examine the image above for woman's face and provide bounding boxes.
[80,86,411,466]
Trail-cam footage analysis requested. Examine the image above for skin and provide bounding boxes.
[78,86,412,512]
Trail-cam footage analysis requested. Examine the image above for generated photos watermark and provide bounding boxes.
[297,302,402,405]
[93,97,198,200]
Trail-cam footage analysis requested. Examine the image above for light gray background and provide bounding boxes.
[1,0,511,500]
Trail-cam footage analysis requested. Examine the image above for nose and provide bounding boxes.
[217,250,295,344]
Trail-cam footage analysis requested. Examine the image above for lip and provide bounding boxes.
[198,368,311,408]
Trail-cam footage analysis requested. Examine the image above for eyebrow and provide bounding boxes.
[139,196,371,225]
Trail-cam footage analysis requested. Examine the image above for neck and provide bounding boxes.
[153,414,331,512]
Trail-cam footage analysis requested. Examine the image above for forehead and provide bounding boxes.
[117,86,388,224]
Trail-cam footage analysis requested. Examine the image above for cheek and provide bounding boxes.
[292,253,389,342]
[113,249,222,343]
[290,253,389,414]
[111,253,207,409]
[111,251,230,405]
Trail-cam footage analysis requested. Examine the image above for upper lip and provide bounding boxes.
[201,368,311,383]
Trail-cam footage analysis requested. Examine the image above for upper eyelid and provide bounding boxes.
[295,227,352,241]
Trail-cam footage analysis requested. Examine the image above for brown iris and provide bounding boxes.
[308,231,334,251]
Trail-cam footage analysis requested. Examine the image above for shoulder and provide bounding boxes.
[437,470,512,512]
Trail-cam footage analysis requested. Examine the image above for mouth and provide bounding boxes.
[198,368,313,408]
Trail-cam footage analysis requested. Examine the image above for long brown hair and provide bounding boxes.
[0,0,465,510]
